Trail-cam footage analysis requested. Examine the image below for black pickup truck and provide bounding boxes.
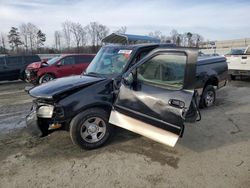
[0,55,41,81]
[26,44,228,149]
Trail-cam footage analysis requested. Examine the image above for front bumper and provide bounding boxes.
[25,69,38,84]
[26,110,43,137]
[26,103,66,136]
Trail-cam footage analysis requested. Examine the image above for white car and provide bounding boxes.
[226,45,250,80]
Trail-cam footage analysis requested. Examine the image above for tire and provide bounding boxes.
[70,108,113,150]
[39,74,55,84]
[200,85,216,108]
[19,70,26,81]
[37,119,50,137]
[230,75,236,80]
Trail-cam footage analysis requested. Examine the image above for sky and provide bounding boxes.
[0,0,249,46]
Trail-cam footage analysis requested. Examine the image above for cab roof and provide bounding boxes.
[103,43,176,50]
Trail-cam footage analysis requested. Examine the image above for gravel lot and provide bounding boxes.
[0,80,249,188]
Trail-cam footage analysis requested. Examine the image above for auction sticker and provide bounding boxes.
[118,50,132,55]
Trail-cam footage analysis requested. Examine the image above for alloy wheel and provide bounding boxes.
[80,117,107,143]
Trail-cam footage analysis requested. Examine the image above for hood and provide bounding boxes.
[27,61,48,69]
[29,75,105,100]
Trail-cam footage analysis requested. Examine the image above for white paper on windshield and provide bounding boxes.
[118,50,132,55]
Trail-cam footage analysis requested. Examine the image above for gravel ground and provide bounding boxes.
[0,79,249,188]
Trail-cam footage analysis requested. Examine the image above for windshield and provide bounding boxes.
[85,46,132,75]
[228,49,245,55]
[46,56,61,65]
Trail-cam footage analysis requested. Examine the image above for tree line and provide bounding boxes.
[0,21,204,55]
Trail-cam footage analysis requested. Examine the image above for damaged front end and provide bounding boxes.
[25,61,49,84]
[26,75,107,137]
[26,99,66,137]
[25,69,39,84]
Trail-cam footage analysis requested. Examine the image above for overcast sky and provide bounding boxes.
[0,0,249,46]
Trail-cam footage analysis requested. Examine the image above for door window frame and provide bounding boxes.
[60,56,75,65]
[124,48,197,90]
[136,52,187,90]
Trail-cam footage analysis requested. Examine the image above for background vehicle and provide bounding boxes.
[0,55,41,82]
[25,54,95,84]
[226,45,250,80]
[26,44,228,150]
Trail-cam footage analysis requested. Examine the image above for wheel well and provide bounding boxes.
[86,104,112,113]
[39,72,56,79]
[65,104,112,131]
[204,77,218,88]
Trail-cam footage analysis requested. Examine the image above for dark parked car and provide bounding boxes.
[0,55,41,82]
[25,54,95,85]
[26,44,228,149]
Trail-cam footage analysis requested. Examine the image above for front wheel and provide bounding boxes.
[70,108,113,150]
[39,74,55,84]
[200,85,216,108]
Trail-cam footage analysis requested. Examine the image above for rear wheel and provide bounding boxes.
[200,85,216,108]
[70,108,113,150]
[39,74,55,84]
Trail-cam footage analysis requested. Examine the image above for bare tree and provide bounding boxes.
[54,31,62,51]
[62,21,72,49]
[176,34,182,46]
[192,33,204,48]
[148,30,162,39]
[170,29,179,44]
[148,30,171,43]
[86,22,98,47]
[19,23,29,53]
[70,22,85,52]
[86,22,109,48]
[114,26,127,34]
[180,33,187,46]
[96,24,109,45]
[0,33,7,54]
[79,27,87,47]
[26,23,39,52]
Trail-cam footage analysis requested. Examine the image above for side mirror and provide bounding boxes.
[123,72,134,86]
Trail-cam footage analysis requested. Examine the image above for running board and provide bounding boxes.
[109,110,179,147]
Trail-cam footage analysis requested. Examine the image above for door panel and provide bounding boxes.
[56,56,75,77]
[114,82,194,135]
[240,55,250,71]
[109,49,198,147]
[0,57,8,81]
[5,56,23,80]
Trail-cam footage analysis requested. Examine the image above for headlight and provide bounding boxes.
[37,105,54,118]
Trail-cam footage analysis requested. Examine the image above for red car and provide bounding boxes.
[26,54,95,84]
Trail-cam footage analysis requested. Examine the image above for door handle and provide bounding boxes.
[242,56,247,59]
[169,99,185,108]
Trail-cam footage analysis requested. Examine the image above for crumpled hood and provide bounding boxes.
[27,61,46,69]
[29,75,105,99]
